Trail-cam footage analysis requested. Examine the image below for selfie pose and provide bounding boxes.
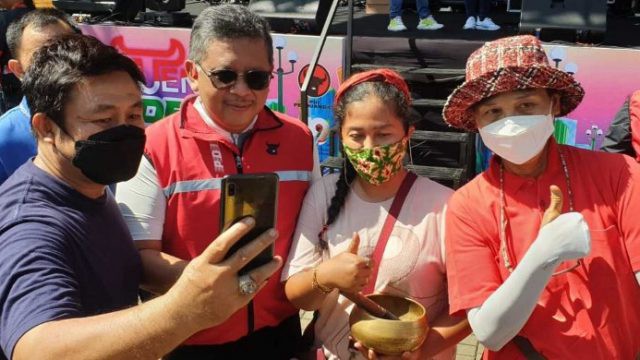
[283,69,469,360]
[443,35,640,358]
[0,34,283,360]
[116,5,318,359]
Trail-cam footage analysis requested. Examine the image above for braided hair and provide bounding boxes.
[317,80,411,248]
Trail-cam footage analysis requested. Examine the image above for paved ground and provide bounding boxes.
[300,311,483,359]
[456,334,483,360]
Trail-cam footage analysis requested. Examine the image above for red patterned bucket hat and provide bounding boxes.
[442,35,585,131]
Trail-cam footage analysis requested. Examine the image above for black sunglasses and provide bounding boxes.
[199,65,273,91]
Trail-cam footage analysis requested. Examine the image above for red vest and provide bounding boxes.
[144,95,313,345]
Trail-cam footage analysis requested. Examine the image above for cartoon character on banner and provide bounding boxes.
[309,117,331,145]
[297,64,336,162]
[111,36,191,124]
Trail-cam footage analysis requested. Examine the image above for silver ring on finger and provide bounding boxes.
[238,274,258,295]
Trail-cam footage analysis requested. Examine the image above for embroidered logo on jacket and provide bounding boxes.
[210,143,225,173]
[266,142,280,155]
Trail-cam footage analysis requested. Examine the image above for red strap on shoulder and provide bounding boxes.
[363,172,417,295]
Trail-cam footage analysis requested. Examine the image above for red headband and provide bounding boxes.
[334,68,411,106]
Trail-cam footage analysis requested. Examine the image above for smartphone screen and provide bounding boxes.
[220,173,278,275]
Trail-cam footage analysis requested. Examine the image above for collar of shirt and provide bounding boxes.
[486,138,564,195]
[18,96,29,118]
[193,96,257,145]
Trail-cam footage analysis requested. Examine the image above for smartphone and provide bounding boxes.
[220,173,279,275]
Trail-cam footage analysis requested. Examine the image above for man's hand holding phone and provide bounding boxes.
[164,217,282,333]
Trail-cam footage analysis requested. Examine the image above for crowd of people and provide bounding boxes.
[0,3,639,360]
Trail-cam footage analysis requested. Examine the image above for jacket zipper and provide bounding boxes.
[233,134,255,334]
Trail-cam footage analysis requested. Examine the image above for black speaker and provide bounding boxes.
[520,0,607,35]
[53,0,144,21]
[248,0,331,33]
[146,0,186,12]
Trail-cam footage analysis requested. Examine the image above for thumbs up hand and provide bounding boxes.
[532,186,591,264]
[347,232,361,254]
[541,185,563,227]
[315,233,373,294]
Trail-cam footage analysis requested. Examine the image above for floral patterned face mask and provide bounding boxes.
[343,138,408,186]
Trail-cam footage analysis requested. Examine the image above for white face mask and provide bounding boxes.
[479,109,555,165]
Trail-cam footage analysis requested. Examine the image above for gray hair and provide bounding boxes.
[189,5,273,66]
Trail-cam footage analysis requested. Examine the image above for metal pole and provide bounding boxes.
[299,0,340,125]
[345,0,354,79]
[277,48,284,112]
[301,89,308,126]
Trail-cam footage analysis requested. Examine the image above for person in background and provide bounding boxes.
[443,35,640,358]
[387,0,444,32]
[0,33,282,360]
[0,9,75,184]
[462,0,500,31]
[283,69,469,360]
[601,90,640,161]
[0,0,33,112]
[116,5,319,359]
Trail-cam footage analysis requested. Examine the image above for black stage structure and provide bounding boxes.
[182,1,640,188]
[324,6,638,187]
[57,0,640,188]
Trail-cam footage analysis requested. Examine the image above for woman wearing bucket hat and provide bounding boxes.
[442,35,640,359]
[282,69,469,360]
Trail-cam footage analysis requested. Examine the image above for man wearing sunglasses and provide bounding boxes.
[116,5,319,359]
[442,35,640,359]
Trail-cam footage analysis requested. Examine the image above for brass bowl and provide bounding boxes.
[349,294,429,356]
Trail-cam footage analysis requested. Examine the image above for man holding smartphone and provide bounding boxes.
[116,5,318,359]
[0,34,282,360]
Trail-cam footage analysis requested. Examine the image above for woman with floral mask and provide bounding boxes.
[282,69,470,360]
[443,35,640,359]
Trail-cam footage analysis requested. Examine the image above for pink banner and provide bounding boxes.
[542,44,640,150]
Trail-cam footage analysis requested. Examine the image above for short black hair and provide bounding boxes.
[6,8,77,60]
[23,34,145,131]
[189,5,273,66]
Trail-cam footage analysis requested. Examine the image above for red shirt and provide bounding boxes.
[446,140,640,359]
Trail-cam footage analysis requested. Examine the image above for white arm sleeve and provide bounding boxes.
[466,212,591,351]
[636,271,640,286]
[115,156,166,241]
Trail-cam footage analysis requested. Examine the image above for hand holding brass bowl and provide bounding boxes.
[349,294,429,356]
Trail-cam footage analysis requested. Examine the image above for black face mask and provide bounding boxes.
[69,125,146,185]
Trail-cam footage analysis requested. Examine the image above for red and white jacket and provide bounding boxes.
[144,95,314,345]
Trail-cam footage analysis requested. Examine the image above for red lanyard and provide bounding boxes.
[362,171,417,295]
